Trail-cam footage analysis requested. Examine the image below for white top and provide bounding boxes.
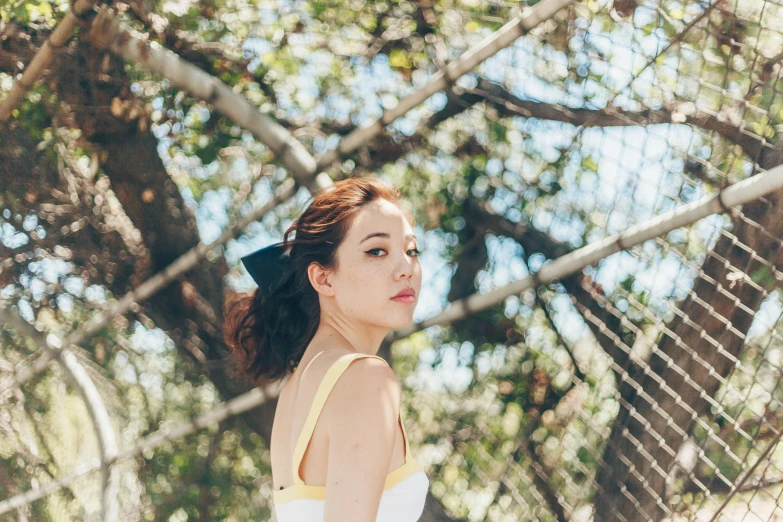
[273,352,429,521]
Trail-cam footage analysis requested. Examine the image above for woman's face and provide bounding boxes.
[327,198,422,330]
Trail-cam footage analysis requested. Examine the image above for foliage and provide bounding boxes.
[1,0,783,519]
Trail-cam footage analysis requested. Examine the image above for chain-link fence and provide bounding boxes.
[1,0,782,520]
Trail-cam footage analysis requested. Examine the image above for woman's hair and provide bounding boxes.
[223,177,414,387]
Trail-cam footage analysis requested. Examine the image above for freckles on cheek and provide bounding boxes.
[357,276,375,293]
[354,275,382,303]
[343,277,375,315]
[352,265,373,285]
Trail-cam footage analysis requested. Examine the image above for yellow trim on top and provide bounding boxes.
[277,352,424,505]
[273,459,425,505]
[292,353,389,486]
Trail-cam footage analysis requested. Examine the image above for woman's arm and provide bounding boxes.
[322,357,402,522]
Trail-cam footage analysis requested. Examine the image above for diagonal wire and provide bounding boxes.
[0,0,578,396]
[0,306,119,521]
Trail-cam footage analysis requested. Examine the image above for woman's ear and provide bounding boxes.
[308,261,336,297]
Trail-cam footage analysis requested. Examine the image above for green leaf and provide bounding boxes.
[581,155,599,172]
[389,49,412,69]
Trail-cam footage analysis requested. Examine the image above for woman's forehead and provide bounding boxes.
[348,201,412,239]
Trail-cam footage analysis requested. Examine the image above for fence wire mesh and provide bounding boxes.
[1,0,782,521]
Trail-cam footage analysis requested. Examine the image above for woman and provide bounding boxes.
[224,177,429,522]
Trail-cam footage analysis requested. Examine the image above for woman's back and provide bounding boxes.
[270,350,429,521]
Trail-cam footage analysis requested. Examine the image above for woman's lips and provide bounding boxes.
[391,295,416,303]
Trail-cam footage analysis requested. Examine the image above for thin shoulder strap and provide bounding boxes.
[291,353,393,485]
[299,350,327,376]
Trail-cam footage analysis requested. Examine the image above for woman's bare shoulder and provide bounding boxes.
[300,340,399,404]
[323,353,400,419]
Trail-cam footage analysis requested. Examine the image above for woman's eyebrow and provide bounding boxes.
[359,232,417,244]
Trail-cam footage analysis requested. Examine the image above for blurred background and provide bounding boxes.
[1,0,783,520]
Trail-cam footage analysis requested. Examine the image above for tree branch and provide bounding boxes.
[0,305,119,521]
[314,0,578,173]
[0,0,97,121]
[85,6,318,191]
[351,76,780,173]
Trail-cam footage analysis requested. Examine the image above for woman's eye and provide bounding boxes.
[365,248,420,257]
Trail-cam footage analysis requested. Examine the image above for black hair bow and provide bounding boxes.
[240,241,293,297]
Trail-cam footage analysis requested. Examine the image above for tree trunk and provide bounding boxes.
[594,152,783,521]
